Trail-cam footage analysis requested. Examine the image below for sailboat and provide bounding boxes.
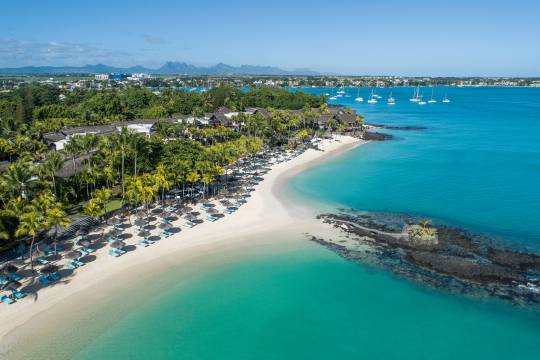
[354,88,364,102]
[417,89,427,105]
[387,92,396,105]
[428,88,437,103]
[409,86,421,102]
[367,89,378,104]
[442,94,451,103]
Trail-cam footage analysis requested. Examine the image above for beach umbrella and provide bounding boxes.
[65,250,82,259]
[213,214,225,219]
[134,218,147,227]
[168,227,181,234]
[79,239,92,248]
[202,203,215,208]
[87,233,101,241]
[119,233,133,240]
[165,215,179,222]
[184,214,196,221]
[159,222,172,229]
[207,208,219,215]
[109,217,122,225]
[181,206,193,212]
[144,224,157,230]
[1,264,18,274]
[148,236,161,242]
[151,208,163,214]
[2,280,22,291]
[109,240,125,249]
[138,230,151,237]
[147,216,157,222]
[40,264,60,274]
[190,211,201,217]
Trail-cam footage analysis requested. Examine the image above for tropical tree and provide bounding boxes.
[42,152,65,196]
[15,206,46,271]
[45,204,71,254]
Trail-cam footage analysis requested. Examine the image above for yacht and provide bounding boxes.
[355,88,364,101]
[409,86,421,102]
[428,88,437,103]
[329,96,338,100]
[387,92,396,105]
[367,89,378,104]
[337,90,345,95]
[442,94,451,103]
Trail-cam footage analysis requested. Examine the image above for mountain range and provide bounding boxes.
[0,62,320,76]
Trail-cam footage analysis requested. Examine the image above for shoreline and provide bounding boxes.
[0,135,366,356]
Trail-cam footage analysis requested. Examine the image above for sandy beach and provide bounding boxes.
[0,134,365,355]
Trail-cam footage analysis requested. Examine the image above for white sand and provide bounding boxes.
[0,135,365,345]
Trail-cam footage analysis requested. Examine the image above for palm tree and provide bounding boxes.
[1,161,34,199]
[46,205,71,254]
[186,171,200,198]
[42,152,65,196]
[111,127,130,200]
[15,207,46,271]
[155,164,172,204]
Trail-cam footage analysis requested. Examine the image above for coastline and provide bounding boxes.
[0,135,365,357]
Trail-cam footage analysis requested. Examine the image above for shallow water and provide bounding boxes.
[10,87,540,359]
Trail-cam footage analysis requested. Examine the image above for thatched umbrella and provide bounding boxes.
[165,215,179,222]
[87,233,101,241]
[168,227,181,234]
[65,250,82,260]
[184,214,197,221]
[207,208,219,215]
[151,208,163,215]
[40,264,60,274]
[134,218,147,227]
[109,240,125,249]
[79,239,92,248]
[181,206,193,213]
[1,264,18,274]
[202,203,215,208]
[2,280,22,291]
[109,217,122,225]
[148,235,161,242]
[144,224,157,230]
[138,230,151,237]
[159,222,172,229]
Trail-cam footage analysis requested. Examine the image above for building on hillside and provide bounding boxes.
[95,74,109,81]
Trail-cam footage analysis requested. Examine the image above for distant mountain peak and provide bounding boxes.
[0,62,320,76]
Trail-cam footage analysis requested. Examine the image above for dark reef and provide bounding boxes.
[313,211,540,309]
[362,131,394,141]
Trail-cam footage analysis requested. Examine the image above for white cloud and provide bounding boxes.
[0,38,136,67]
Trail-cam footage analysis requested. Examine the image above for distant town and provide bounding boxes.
[1,73,540,92]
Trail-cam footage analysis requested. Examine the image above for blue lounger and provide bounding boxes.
[49,273,60,281]
[66,262,77,270]
[11,290,26,299]
[38,275,51,285]
[36,257,49,265]
[0,276,7,285]
[108,249,120,257]
[138,239,149,247]
[1,294,14,304]
[74,259,85,267]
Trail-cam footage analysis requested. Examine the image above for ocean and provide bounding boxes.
[13,87,540,359]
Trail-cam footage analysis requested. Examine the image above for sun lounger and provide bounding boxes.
[10,273,21,281]
[36,257,49,265]
[65,262,77,270]
[206,216,218,222]
[74,259,85,267]
[108,249,120,257]
[49,273,60,281]
[0,276,7,285]
[138,239,150,247]
[38,275,51,285]
[1,294,14,304]
[11,289,26,299]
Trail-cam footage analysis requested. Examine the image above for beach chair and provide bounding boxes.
[36,257,49,265]
[11,289,26,299]
[65,262,77,270]
[1,294,14,305]
[0,276,7,285]
[74,259,85,267]
[138,239,150,247]
[49,273,60,282]
[38,275,51,285]
[108,249,120,257]
[10,273,21,281]
[206,215,217,222]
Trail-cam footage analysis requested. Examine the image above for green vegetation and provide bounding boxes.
[0,84,329,254]
[407,219,438,243]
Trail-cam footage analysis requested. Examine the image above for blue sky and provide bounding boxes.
[1,0,539,76]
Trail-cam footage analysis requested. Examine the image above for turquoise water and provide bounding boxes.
[20,87,540,359]
[71,245,540,360]
[291,86,540,249]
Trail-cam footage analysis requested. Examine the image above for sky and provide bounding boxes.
[1,0,539,76]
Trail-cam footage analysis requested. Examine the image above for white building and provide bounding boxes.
[95,74,109,81]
